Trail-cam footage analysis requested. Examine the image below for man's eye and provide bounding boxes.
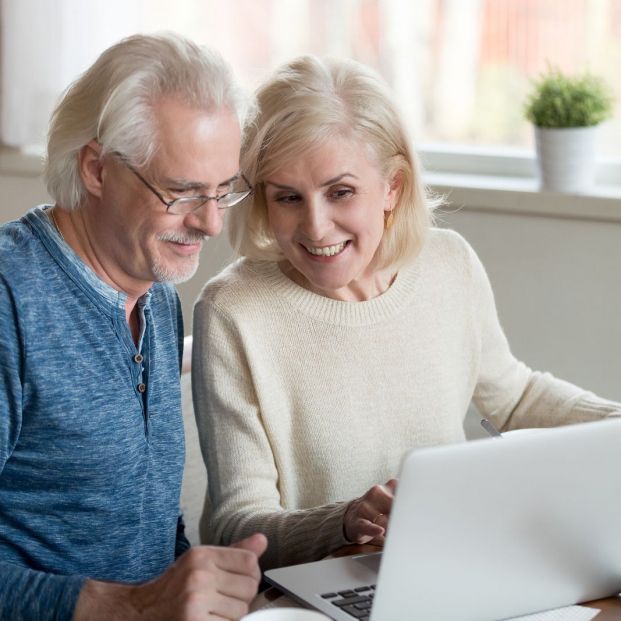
[168,188,194,197]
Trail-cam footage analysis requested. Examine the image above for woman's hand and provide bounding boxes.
[343,479,397,545]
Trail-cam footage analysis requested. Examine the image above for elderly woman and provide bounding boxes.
[192,56,620,570]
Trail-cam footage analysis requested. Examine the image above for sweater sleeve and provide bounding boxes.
[0,277,85,619]
[192,295,350,571]
[467,242,621,429]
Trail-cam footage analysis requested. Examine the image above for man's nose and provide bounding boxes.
[183,198,224,237]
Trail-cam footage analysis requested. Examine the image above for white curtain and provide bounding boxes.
[0,0,142,149]
[0,0,431,152]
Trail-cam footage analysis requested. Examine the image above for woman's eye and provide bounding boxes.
[274,193,301,204]
[218,182,234,195]
[329,186,354,200]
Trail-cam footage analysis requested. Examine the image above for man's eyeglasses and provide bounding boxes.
[115,153,253,215]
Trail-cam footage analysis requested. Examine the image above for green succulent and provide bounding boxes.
[524,67,614,128]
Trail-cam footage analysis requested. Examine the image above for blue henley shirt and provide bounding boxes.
[0,206,189,619]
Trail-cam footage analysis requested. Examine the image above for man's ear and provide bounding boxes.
[79,140,104,199]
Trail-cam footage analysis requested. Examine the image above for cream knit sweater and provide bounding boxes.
[192,228,619,570]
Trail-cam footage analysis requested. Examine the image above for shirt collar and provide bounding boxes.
[26,205,152,316]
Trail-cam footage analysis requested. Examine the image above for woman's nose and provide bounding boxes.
[300,198,333,241]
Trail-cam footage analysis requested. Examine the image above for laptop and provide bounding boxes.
[265,418,621,621]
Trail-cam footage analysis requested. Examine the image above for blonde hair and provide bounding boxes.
[44,32,252,210]
[229,55,437,270]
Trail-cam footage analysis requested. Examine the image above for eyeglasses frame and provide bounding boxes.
[113,152,253,214]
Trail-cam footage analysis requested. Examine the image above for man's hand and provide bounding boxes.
[343,479,397,545]
[73,533,268,621]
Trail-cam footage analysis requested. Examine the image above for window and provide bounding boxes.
[2,0,620,179]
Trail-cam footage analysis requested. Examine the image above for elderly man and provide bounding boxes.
[0,34,265,620]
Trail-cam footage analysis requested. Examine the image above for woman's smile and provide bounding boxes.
[265,137,399,301]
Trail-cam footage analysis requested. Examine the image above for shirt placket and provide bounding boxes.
[133,293,152,435]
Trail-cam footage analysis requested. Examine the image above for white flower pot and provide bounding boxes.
[534,125,599,193]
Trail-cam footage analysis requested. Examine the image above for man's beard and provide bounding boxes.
[152,231,208,284]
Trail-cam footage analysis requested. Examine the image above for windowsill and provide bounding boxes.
[425,172,621,224]
[2,145,621,223]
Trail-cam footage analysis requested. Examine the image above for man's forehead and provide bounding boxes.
[150,100,241,187]
[153,97,240,141]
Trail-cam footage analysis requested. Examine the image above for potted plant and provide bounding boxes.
[524,67,614,193]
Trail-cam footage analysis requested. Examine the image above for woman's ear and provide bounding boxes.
[385,167,404,212]
[79,140,104,199]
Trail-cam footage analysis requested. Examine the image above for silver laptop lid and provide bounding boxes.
[373,418,621,620]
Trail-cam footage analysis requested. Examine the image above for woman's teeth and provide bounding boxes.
[305,242,346,256]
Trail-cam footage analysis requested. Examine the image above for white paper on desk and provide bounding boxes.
[250,595,599,620]
[250,599,599,619]
[509,604,599,621]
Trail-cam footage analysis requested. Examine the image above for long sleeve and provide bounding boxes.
[0,277,85,619]
[0,275,22,474]
[468,242,621,429]
[0,564,84,621]
[192,234,621,573]
[1,209,185,607]
[192,296,349,570]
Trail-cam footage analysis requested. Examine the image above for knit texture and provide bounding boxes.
[192,228,620,570]
[0,207,188,620]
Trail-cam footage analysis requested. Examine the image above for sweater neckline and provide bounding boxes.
[246,256,423,326]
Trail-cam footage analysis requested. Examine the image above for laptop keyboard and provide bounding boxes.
[320,585,375,620]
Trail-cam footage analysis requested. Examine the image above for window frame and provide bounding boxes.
[419,144,621,189]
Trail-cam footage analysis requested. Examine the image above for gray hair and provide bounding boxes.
[44,32,252,210]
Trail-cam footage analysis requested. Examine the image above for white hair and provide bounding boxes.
[230,55,437,271]
[44,32,253,210]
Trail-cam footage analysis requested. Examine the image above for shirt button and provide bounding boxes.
[137,383,147,393]
[134,354,144,363]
